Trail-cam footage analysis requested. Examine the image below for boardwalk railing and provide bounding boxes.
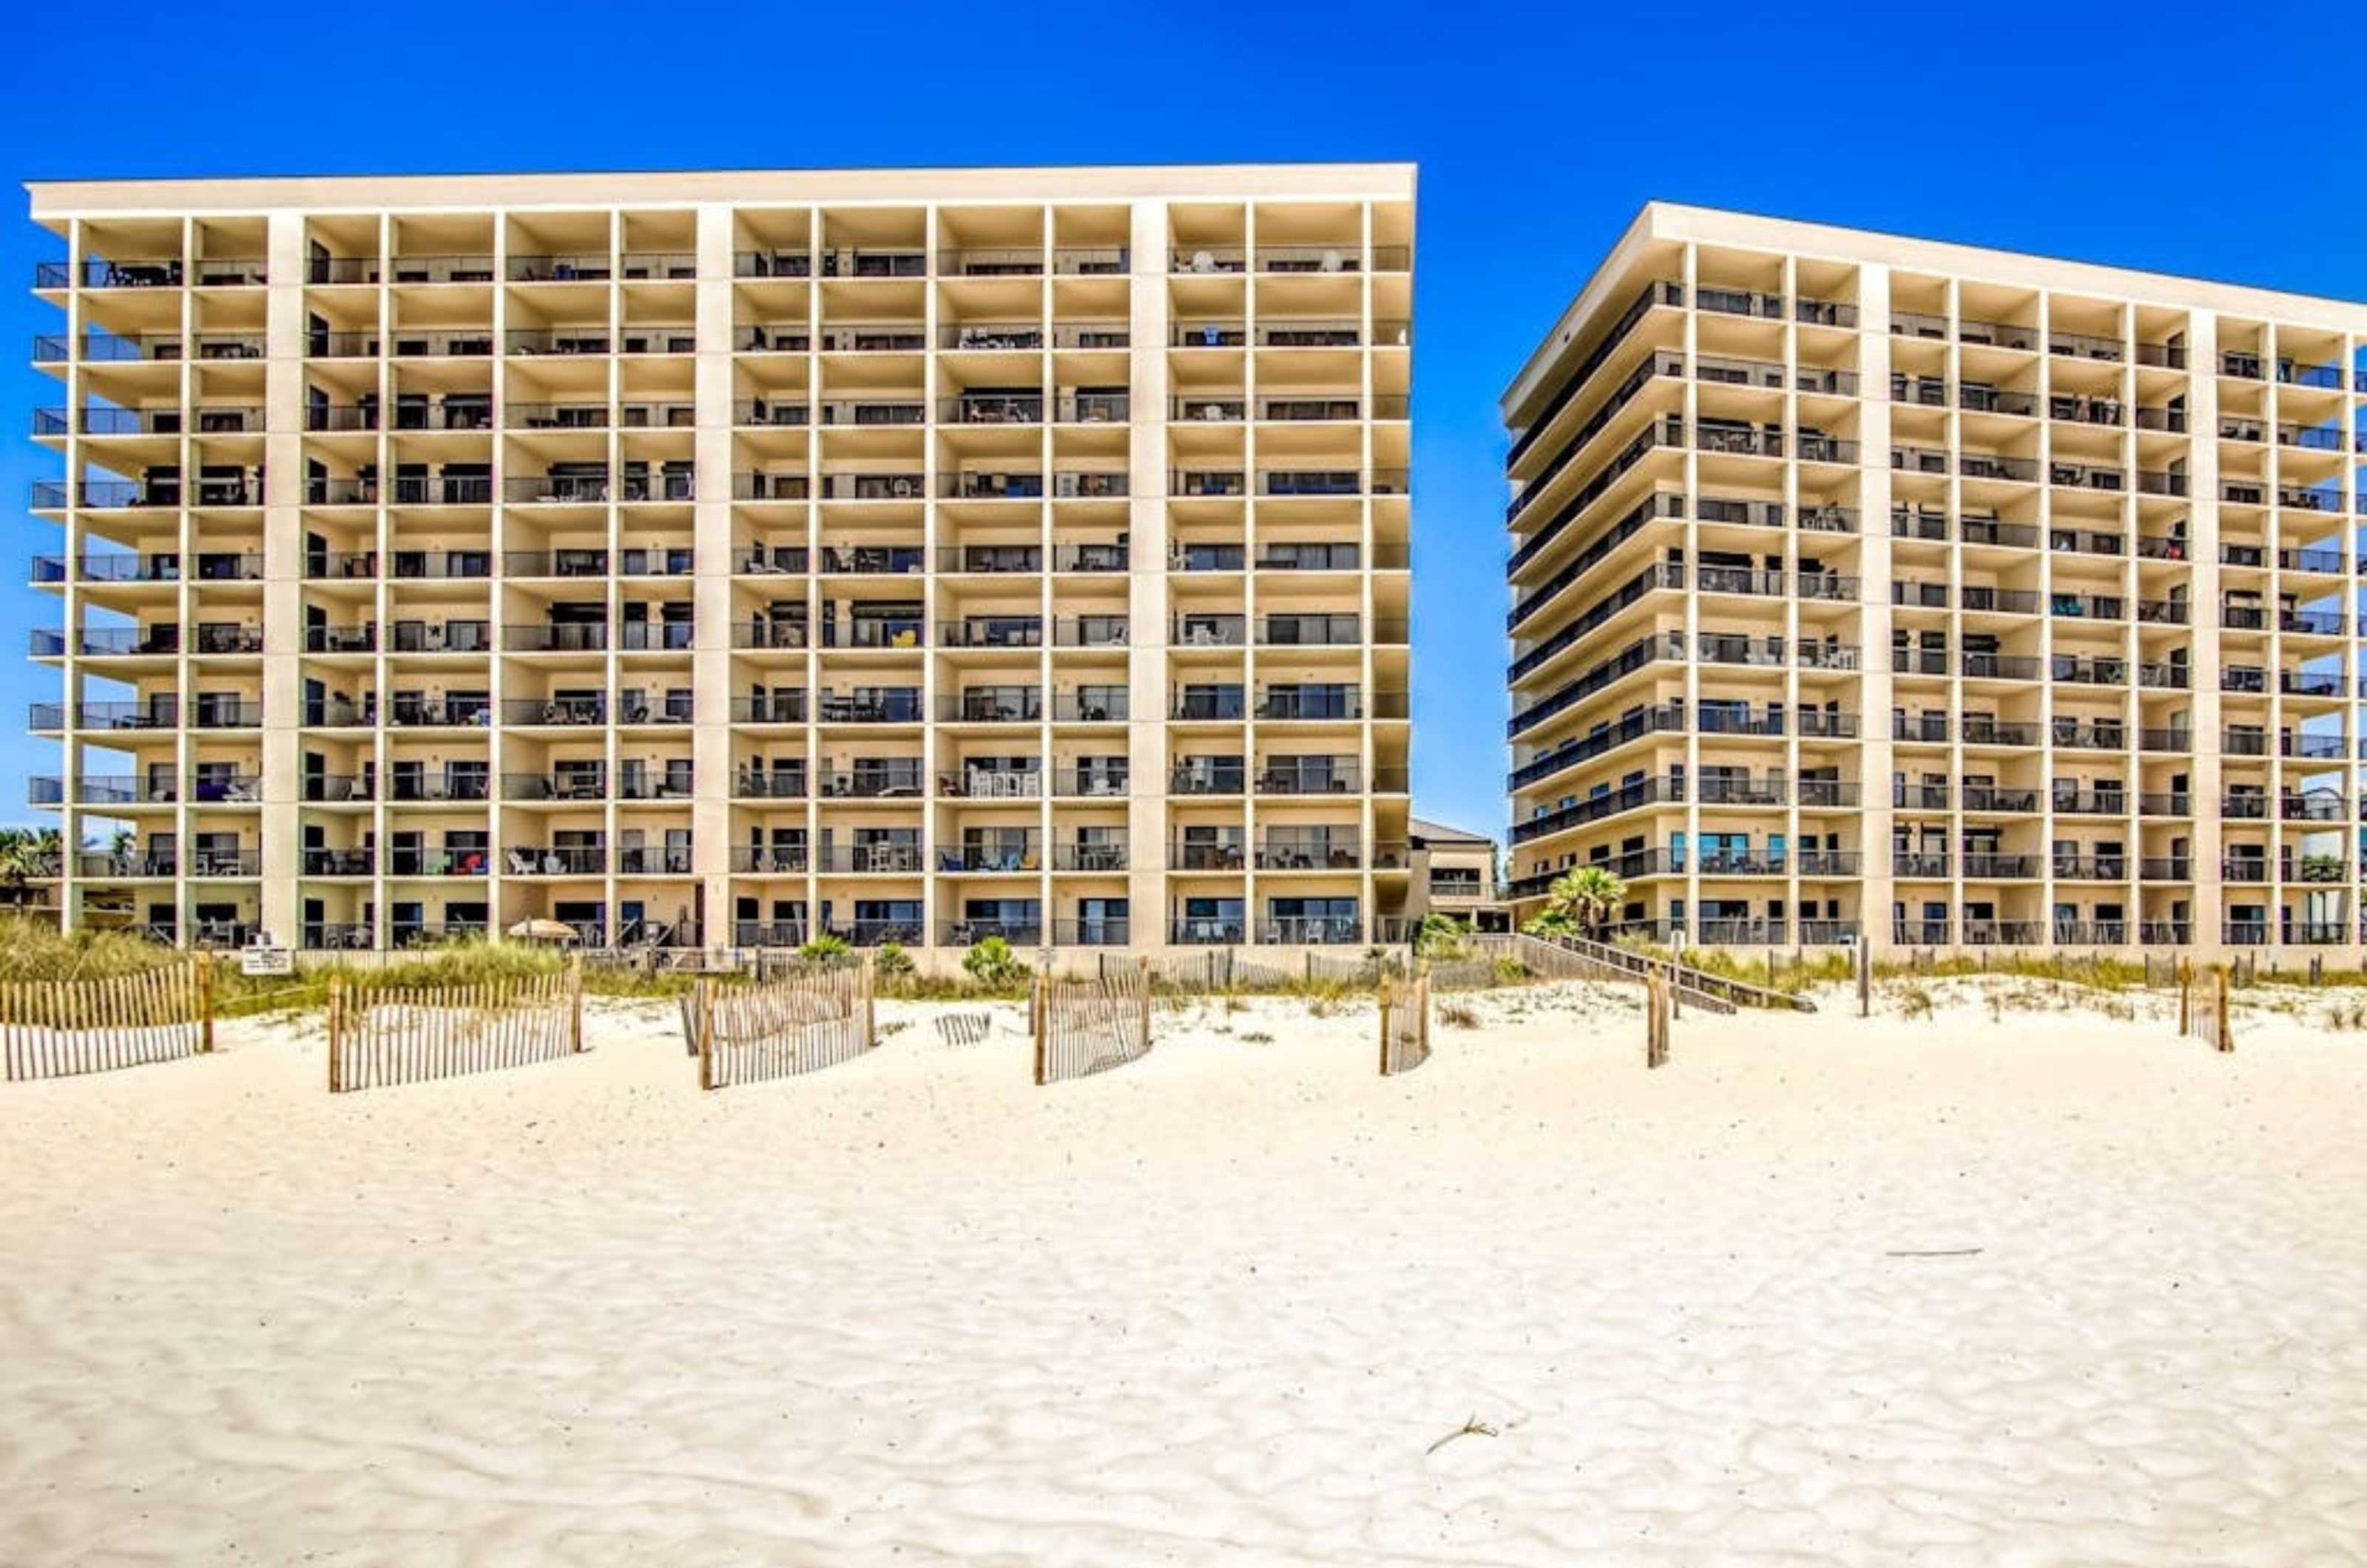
[1036,960,1152,1084]
[691,962,876,1089]
[1379,970,1431,1075]
[2179,958,2232,1053]
[327,960,582,1092]
[1507,931,1785,1015]
[1,959,215,1081]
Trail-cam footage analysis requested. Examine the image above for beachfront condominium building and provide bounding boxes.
[24,163,1414,956]
[1505,203,2367,956]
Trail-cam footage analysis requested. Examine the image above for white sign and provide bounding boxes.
[240,947,294,976]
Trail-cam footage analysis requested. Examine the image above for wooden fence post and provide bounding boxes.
[1417,966,1431,1061]
[326,975,344,1093]
[862,954,877,1047]
[696,979,715,1092]
[1136,956,1155,1056]
[2177,955,2191,1037]
[1377,976,1393,1076]
[195,955,217,1054]
[1030,972,1047,1087]
[567,953,584,1051]
[2214,963,2232,1053]
[1856,940,1870,1018]
[1644,972,1664,1069]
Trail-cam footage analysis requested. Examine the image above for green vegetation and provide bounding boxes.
[0,918,185,983]
[0,921,700,1019]
[1521,865,1625,941]
[0,828,62,915]
[798,933,851,966]
[960,936,1027,992]
[871,941,916,988]
[1413,913,1471,960]
[1873,952,2152,991]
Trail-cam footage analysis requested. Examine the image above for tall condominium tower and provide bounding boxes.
[1505,203,2366,955]
[26,164,1414,957]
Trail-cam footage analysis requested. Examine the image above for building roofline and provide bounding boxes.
[27,161,1417,220]
[1411,817,1496,846]
[1502,200,2367,420]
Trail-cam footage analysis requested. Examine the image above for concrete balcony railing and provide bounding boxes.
[729,847,811,875]
[504,847,609,877]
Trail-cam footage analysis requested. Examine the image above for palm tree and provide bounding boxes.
[1542,865,1626,939]
[0,827,61,911]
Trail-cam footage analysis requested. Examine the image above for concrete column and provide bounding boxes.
[1125,201,1172,949]
[1854,265,1898,952]
[2189,312,2226,955]
[258,212,310,947]
[691,203,737,946]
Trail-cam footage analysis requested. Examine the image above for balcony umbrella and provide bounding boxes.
[506,917,579,944]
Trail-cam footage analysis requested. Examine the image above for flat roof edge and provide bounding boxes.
[27,161,1418,217]
[1502,200,2367,420]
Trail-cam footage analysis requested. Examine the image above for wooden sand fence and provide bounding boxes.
[1,958,215,1082]
[691,961,876,1089]
[327,958,583,1093]
[1378,968,1432,1076]
[2178,958,2234,1053]
[1034,959,1152,1085]
[1106,948,1293,1004]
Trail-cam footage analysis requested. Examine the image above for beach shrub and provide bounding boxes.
[1492,956,1531,986]
[871,941,915,989]
[1439,999,1481,1030]
[962,936,1025,990]
[799,933,851,966]
[1414,914,1470,960]
[1520,907,1580,939]
[0,918,185,983]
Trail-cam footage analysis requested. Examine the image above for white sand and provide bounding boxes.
[3,980,2364,1565]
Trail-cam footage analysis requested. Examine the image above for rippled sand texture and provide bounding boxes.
[3,981,2364,1566]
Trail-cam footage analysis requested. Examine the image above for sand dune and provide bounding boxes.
[2,981,2363,1565]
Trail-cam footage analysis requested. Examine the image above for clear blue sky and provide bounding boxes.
[4,0,2362,839]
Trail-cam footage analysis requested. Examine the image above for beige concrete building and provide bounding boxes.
[1505,203,2367,955]
[25,164,1414,956]
[1406,817,1507,931]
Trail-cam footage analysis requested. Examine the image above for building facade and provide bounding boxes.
[1406,817,1507,932]
[26,164,1414,955]
[1505,204,2367,955]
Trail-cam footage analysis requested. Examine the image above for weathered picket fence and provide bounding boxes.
[0,959,215,1082]
[1104,949,1292,998]
[2178,958,2232,1053]
[936,1011,993,1047]
[1035,959,1152,1084]
[689,962,876,1089]
[1378,969,1431,1076]
[327,960,582,1092]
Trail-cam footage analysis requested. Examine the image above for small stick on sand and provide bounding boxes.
[1425,1416,1499,1455]
[1884,1247,1985,1257]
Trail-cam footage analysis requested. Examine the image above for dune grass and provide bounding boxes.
[0,922,698,1018]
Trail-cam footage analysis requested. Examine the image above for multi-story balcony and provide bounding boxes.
[30,169,1411,954]
[505,846,609,876]
[816,843,925,875]
[730,845,811,874]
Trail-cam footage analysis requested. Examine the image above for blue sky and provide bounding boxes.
[4,0,2362,838]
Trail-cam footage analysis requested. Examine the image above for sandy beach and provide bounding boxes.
[3,979,2363,1565]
